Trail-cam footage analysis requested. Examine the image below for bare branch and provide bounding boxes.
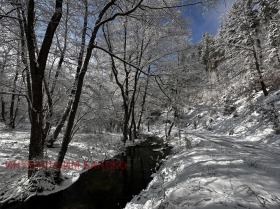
[140,0,217,10]
[0,92,26,97]
[0,14,19,20]
[0,7,21,20]
[96,0,144,28]
[94,44,150,76]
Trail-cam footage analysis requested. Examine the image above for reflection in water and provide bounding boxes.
[4,137,171,209]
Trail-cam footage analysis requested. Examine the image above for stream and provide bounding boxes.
[4,136,171,209]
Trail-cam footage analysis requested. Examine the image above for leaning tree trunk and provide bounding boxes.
[43,1,70,145]
[47,1,87,147]
[42,79,53,145]
[55,69,86,181]
[55,0,105,179]
[47,99,72,147]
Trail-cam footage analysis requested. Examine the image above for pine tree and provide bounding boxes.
[217,0,269,96]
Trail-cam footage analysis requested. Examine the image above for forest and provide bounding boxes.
[0,0,280,208]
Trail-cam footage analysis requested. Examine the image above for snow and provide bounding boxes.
[1,89,280,208]
[126,131,280,208]
[0,132,125,204]
[125,90,280,209]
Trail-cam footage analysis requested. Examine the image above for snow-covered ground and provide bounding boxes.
[0,132,125,204]
[125,131,280,209]
[0,90,280,208]
[125,90,280,209]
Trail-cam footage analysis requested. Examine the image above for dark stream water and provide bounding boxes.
[3,137,171,209]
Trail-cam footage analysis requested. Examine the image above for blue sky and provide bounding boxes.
[184,1,234,43]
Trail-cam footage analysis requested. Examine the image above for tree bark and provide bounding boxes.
[167,122,174,137]
[47,0,87,147]
[137,66,150,130]
[24,0,63,177]
[252,46,268,96]
[9,43,20,129]
[17,8,32,122]
[1,97,5,122]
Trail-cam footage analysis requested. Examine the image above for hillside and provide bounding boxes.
[125,90,280,209]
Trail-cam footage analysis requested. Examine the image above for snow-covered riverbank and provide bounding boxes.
[126,130,280,209]
[0,132,126,204]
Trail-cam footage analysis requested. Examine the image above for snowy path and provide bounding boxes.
[191,132,280,174]
[125,131,280,209]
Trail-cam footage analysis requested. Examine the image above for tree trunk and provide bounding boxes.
[9,95,18,129]
[137,66,150,130]
[1,97,5,122]
[102,23,131,143]
[24,0,63,177]
[121,104,130,142]
[47,0,87,147]
[43,2,69,145]
[9,95,16,129]
[17,8,32,122]
[28,78,44,177]
[167,122,174,137]
[10,50,19,129]
[47,99,72,147]
[129,102,137,140]
[252,48,268,96]
[254,27,268,97]
[55,71,86,181]
[12,95,21,128]
[132,113,137,140]
[43,79,53,145]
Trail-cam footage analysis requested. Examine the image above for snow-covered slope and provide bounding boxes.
[125,90,280,209]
